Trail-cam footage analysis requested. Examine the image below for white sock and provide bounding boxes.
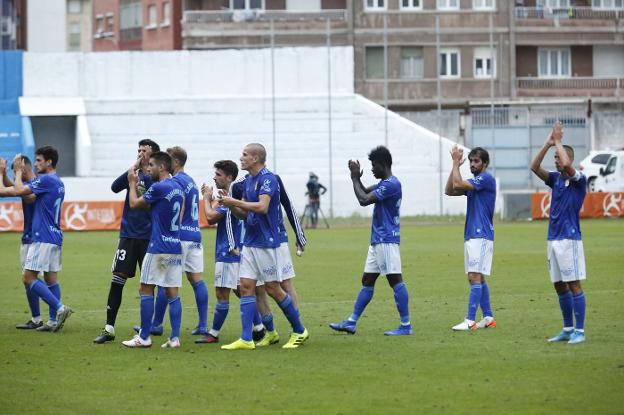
[105,324,115,334]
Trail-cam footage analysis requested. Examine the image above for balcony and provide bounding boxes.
[182,9,350,49]
[515,6,624,23]
[517,77,623,98]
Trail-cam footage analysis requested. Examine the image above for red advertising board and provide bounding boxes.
[531,192,624,219]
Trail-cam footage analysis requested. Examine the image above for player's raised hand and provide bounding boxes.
[201,183,213,199]
[450,145,464,164]
[219,195,235,207]
[127,165,139,183]
[348,160,362,179]
[12,157,24,173]
[552,121,563,143]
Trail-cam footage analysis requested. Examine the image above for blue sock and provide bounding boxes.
[466,283,482,322]
[558,291,574,328]
[139,295,154,340]
[192,280,208,330]
[253,310,262,327]
[261,313,275,332]
[392,282,411,325]
[240,296,257,342]
[28,280,61,311]
[47,283,61,322]
[349,286,374,322]
[572,291,586,331]
[25,286,40,319]
[168,296,182,339]
[152,286,167,327]
[480,280,493,318]
[211,302,229,332]
[278,293,305,334]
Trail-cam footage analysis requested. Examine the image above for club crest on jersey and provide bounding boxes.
[261,179,272,193]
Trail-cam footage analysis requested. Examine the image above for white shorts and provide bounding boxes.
[547,240,586,283]
[20,243,30,270]
[278,242,296,280]
[140,253,183,287]
[181,241,204,273]
[364,243,402,275]
[239,246,281,283]
[464,238,494,276]
[214,261,240,289]
[24,242,62,273]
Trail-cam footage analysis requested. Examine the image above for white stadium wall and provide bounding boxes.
[21,47,474,216]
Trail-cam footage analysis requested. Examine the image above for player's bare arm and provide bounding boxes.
[445,146,468,196]
[201,183,224,224]
[450,145,475,192]
[552,124,576,178]
[349,159,377,206]
[0,159,32,197]
[221,193,271,215]
[127,166,149,210]
[0,158,13,187]
[530,124,558,182]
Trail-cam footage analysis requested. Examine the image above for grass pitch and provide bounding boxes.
[0,219,623,415]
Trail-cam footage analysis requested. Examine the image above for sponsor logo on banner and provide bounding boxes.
[602,193,622,217]
[64,203,89,230]
[0,204,17,231]
[540,192,551,218]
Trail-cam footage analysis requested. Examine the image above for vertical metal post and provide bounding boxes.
[436,16,443,215]
[489,12,496,178]
[270,18,277,171]
[326,18,334,218]
[383,13,388,147]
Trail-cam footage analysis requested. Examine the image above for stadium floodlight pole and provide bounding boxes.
[436,15,443,216]
[383,13,389,147]
[489,12,496,179]
[270,18,277,172]
[326,17,334,218]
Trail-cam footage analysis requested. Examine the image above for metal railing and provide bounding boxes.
[517,77,622,90]
[515,6,624,20]
[183,9,348,24]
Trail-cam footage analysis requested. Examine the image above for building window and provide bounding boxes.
[437,0,459,10]
[147,4,157,28]
[400,47,424,79]
[96,16,104,34]
[366,47,385,79]
[365,0,386,11]
[473,0,495,10]
[536,0,570,7]
[592,0,624,8]
[474,47,496,78]
[538,48,571,78]
[400,0,421,9]
[439,48,460,78]
[162,2,171,25]
[68,0,81,14]
[230,0,264,9]
[69,22,81,49]
[107,15,114,32]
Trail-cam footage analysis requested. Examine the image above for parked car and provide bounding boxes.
[594,151,624,192]
[579,150,615,191]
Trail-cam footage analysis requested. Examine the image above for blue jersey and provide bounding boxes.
[243,168,282,249]
[27,173,65,246]
[21,180,35,244]
[143,178,184,254]
[465,172,496,241]
[172,172,201,243]
[546,171,586,241]
[371,176,401,245]
[215,206,243,263]
[111,170,153,240]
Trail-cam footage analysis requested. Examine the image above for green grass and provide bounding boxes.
[1,219,623,415]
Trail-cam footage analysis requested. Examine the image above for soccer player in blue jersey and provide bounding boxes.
[137,146,209,337]
[3,146,73,332]
[329,146,412,336]
[0,155,44,329]
[122,151,185,348]
[530,122,588,345]
[445,145,497,331]
[195,160,242,344]
[94,139,159,344]
[219,143,309,350]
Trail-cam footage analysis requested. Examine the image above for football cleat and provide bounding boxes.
[221,338,255,350]
[452,319,477,331]
[122,334,152,348]
[16,320,43,330]
[476,316,497,329]
[133,324,164,336]
[567,330,586,345]
[195,334,219,344]
[53,305,73,332]
[282,329,309,349]
[36,321,58,332]
[329,320,356,335]
[93,328,116,344]
[384,324,413,336]
[255,330,280,347]
[161,337,181,348]
[252,327,267,342]
[190,326,208,336]
[547,329,574,343]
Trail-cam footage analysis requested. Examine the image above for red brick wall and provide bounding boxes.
[93,0,120,51]
[142,0,182,50]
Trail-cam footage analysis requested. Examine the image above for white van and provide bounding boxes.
[594,151,624,192]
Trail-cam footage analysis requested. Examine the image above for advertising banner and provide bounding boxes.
[531,192,624,219]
